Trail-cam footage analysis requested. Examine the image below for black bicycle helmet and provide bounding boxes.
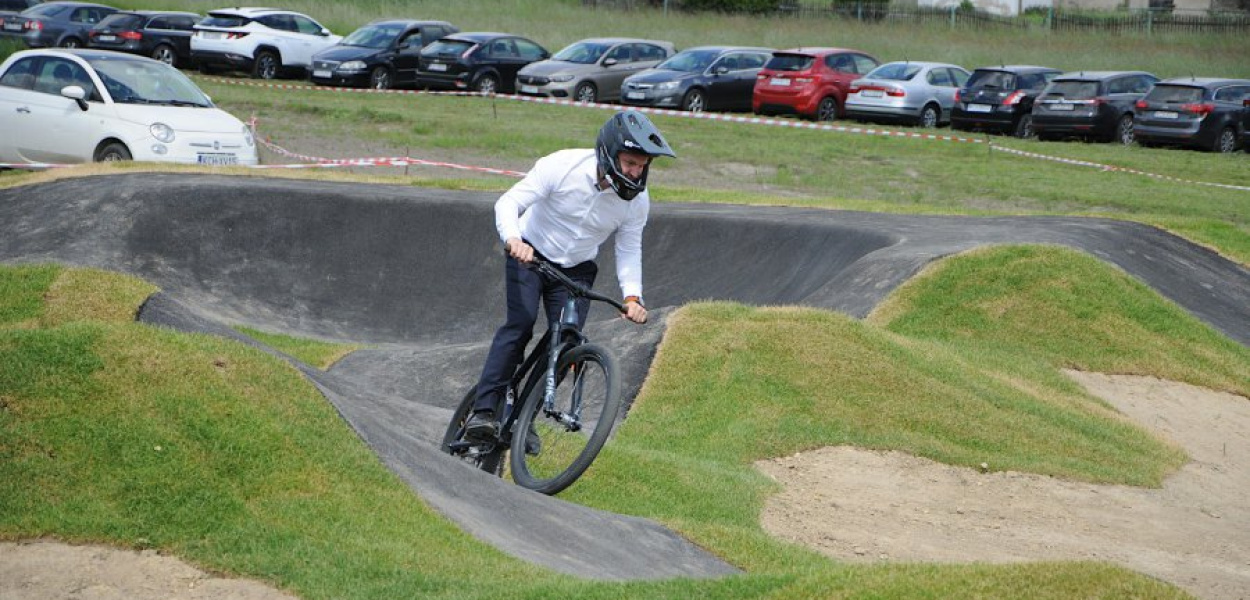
[596,110,676,201]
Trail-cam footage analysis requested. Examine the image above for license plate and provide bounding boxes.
[197,153,237,165]
[201,31,223,39]
[967,103,993,113]
[3,22,22,31]
[861,89,883,98]
[428,62,447,72]
[1051,103,1073,111]
[520,84,538,94]
[769,77,789,86]
[97,34,117,42]
[313,70,331,78]
[626,91,645,100]
[1154,110,1179,120]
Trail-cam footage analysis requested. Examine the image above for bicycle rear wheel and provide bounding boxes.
[510,343,621,495]
[441,388,505,477]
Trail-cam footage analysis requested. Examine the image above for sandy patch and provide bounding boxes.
[757,371,1250,600]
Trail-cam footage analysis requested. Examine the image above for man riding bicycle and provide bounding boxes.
[465,110,677,441]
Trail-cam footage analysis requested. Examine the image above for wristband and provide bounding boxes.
[624,295,644,308]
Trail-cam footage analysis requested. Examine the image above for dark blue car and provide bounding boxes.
[310,19,458,90]
[620,45,773,113]
[85,10,199,68]
[0,1,116,48]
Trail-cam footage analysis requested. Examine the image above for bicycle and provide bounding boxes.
[441,257,630,495]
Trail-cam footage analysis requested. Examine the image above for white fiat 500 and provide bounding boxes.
[0,48,257,166]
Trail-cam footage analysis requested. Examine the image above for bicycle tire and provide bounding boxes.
[509,343,621,495]
[441,388,505,477]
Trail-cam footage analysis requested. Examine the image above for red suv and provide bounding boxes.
[752,47,878,121]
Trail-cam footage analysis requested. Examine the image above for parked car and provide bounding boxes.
[1134,77,1250,153]
[515,37,674,103]
[1244,97,1250,154]
[621,45,772,112]
[85,10,199,68]
[0,0,42,19]
[1031,71,1158,144]
[416,31,548,94]
[0,48,257,165]
[844,60,969,127]
[950,65,1062,138]
[752,47,878,121]
[0,1,116,49]
[309,19,457,90]
[191,7,341,79]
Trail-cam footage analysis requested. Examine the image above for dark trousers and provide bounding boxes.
[473,254,598,414]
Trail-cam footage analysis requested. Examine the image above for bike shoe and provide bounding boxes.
[524,422,541,456]
[464,411,499,442]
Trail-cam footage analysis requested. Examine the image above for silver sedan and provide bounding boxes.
[844,61,971,128]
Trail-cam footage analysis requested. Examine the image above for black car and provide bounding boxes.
[85,10,199,67]
[415,32,548,94]
[0,0,41,19]
[1032,71,1159,144]
[620,45,774,112]
[0,1,115,48]
[1135,78,1250,153]
[310,19,458,90]
[951,65,1062,138]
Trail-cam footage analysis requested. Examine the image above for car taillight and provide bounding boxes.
[848,84,860,93]
[1090,97,1107,106]
[1181,102,1215,116]
[1135,100,1148,109]
[120,31,142,40]
[1003,91,1026,105]
[886,86,905,97]
[226,32,248,40]
[954,89,962,102]
[25,20,42,31]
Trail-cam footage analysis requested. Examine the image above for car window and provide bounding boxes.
[826,53,855,73]
[866,62,921,81]
[968,70,1015,89]
[637,44,667,61]
[713,54,740,71]
[742,52,768,69]
[146,17,169,29]
[1019,73,1048,89]
[605,43,631,63]
[33,59,91,96]
[1213,85,1250,102]
[0,57,38,90]
[515,39,545,61]
[24,4,66,17]
[422,38,473,57]
[553,41,610,64]
[99,13,143,29]
[765,53,813,72]
[1144,84,1203,103]
[291,15,324,35]
[950,68,970,87]
[851,54,878,74]
[89,55,209,105]
[200,14,248,28]
[928,68,953,87]
[1046,81,1099,99]
[657,49,718,73]
[258,14,294,32]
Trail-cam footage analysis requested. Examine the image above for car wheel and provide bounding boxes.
[919,104,940,128]
[253,50,280,80]
[681,89,705,112]
[369,66,392,90]
[574,82,597,103]
[1212,127,1237,153]
[59,37,82,49]
[815,97,838,121]
[1115,114,1135,145]
[94,142,132,162]
[1013,114,1034,139]
[151,44,177,67]
[473,72,498,95]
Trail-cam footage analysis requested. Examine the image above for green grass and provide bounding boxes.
[3,250,1232,598]
[234,325,361,370]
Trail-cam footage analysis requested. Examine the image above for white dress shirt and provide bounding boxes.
[495,148,649,299]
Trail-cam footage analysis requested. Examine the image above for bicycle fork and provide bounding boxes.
[542,296,585,432]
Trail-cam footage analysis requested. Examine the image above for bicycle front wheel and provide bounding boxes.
[510,343,621,495]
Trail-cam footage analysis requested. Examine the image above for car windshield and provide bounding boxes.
[341,23,403,49]
[657,49,719,73]
[967,70,1016,89]
[1143,84,1204,103]
[1043,81,1100,100]
[765,54,813,72]
[422,38,474,57]
[88,56,212,106]
[96,13,143,29]
[865,63,922,81]
[24,3,66,16]
[552,41,611,64]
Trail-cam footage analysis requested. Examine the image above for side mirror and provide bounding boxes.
[320,27,330,36]
[61,85,88,111]
[603,57,617,67]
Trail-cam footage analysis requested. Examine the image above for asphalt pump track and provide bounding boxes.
[2,173,1247,580]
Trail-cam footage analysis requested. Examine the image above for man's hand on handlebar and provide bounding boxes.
[506,237,535,263]
[623,299,647,324]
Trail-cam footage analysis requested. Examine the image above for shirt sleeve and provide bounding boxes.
[495,156,552,244]
[613,194,649,298]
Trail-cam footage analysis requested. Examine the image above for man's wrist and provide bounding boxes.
[624,295,644,307]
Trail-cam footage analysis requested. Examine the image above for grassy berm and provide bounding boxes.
[3,246,1245,599]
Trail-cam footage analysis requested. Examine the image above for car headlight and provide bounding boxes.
[655,81,679,91]
[242,125,254,147]
[549,74,575,83]
[339,61,367,72]
[150,122,175,143]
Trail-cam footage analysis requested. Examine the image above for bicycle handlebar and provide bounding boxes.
[527,257,626,314]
